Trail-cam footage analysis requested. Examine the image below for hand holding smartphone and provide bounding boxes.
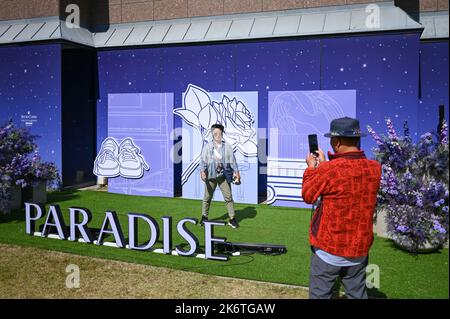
[308,134,319,156]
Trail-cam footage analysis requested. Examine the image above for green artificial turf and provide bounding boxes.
[0,190,448,299]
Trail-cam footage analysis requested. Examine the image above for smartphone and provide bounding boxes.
[308,134,319,155]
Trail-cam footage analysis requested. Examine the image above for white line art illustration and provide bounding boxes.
[117,137,149,178]
[107,93,173,197]
[93,137,121,178]
[174,84,258,185]
[94,136,149,179]
[266,158,308,205]
[268,91,351,206]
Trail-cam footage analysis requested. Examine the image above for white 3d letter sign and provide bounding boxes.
[25,202,229,261]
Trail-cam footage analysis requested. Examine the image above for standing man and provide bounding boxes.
[301,117,382,299]
[200,124,241,228]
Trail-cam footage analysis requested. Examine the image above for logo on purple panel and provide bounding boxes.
[93,137,149,179]
[20,111,38,127]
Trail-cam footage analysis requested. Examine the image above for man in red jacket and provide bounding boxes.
[302,117,381,299]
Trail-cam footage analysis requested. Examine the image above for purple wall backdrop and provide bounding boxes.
[0,34,445,199]
[419,41,449,134]
[0,44,62,173]
[96,32,447,202]
[321,33,421,153]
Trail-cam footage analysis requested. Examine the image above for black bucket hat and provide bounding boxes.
[324,117,367,138]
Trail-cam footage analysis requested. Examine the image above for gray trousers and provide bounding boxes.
[309,251,369,299]
[202,176,235,219]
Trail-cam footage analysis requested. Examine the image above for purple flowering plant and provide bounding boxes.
[1,120,60,213]
[367,118,449,251]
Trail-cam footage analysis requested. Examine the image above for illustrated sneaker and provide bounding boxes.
[93,137,120,177]
[228,218,239,229]
[118,138,149,178]
[200,215,208,226]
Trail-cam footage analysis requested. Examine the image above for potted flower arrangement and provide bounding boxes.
[1,121,35,213]
[367,118,449,253]
[21,151,59,204]
[0,120,59,214]
[0,154,31,212]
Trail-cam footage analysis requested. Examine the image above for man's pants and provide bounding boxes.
[202,176,235,219]
[309,252,369,299]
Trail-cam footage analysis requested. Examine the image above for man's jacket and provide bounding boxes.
[302,150,382,258]
[200,140,238,180]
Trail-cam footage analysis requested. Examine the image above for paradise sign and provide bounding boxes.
[24,202,231,261]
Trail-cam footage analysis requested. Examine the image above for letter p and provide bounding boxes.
[25,202,43,235]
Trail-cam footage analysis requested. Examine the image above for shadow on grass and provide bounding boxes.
[368,288,388,299]
[0,208,25,224]
[332,279,388,299]
[211,206,257,223]
[380,236,446,257]
[47,189,81,204]
[0,190,80,224]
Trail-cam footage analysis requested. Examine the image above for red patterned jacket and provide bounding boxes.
[301,150,382,258]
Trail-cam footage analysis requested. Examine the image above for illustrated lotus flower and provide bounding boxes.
[173,84,258,184]
[173,84,211,130]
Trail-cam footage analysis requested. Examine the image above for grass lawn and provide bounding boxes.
[0,189,448,299]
